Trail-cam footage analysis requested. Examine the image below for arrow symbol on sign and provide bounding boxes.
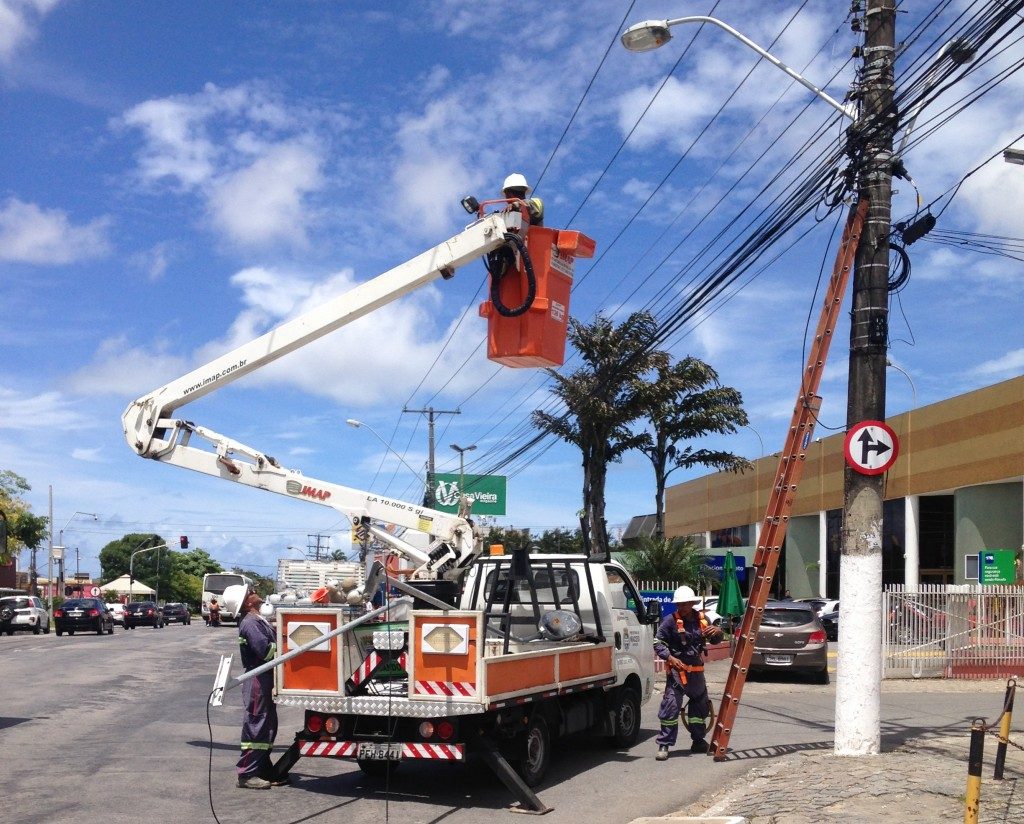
[857,430,891,465]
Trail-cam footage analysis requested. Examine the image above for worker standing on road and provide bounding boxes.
[502,173,544,226]
[236,589,283,789]
[653,585,723,761]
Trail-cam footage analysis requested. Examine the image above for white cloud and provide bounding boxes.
[0,387,87,430]
[0,0,61,63]
[207,141,322,247]
[71,447,103,462]
[975,348,1024,377]
[117,83,328,248]
[0,197,110,264]
[65,336,191,397]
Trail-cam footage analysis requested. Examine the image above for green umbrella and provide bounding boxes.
[718,550,745,631]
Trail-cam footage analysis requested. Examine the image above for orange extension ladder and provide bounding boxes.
[709,199,868,761]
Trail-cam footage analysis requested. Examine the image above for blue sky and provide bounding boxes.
[2,1,1022,581]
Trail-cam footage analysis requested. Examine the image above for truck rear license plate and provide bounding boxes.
[764,654,793,665]
[358,742,402,760]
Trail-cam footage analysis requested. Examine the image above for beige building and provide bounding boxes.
[664,375,1024,597]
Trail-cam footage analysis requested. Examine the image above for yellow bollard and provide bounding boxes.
[994,677,1017,780]
[964,718,985,824]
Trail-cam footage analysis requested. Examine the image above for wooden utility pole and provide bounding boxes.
[836,0,896,756]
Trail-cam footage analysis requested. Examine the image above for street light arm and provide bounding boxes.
[622,16,855,121]
[346,419,426,485]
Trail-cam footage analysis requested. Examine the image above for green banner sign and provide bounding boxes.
[980,549,1018,584]
[431,473,506,516]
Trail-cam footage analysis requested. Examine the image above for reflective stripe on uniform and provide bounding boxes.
[239,742,273,751]
[263,642,277,662]
[660,717,679,726]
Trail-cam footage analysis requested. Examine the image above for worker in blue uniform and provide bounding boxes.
[236,590,283,788]
[653,585,723,761]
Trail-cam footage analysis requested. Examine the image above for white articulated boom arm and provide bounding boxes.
[121,211,523,580]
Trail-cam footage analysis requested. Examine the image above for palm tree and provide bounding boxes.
[637,356,751,538]
[532,312,661,555]
[621,535,713,590]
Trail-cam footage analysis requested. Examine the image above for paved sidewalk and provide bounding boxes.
[637,659,1024,823]
[674,731,1023,823]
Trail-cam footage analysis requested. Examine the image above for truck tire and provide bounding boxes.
[516,714,551,788]
[608,687,642,748]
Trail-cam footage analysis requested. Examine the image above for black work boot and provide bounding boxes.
[656,745,669,761]
[690,738,709,754]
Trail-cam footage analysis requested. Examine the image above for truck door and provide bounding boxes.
[604,565,655,701]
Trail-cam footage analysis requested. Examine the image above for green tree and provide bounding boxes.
[636,356,751,538]
[621,535,713,590]
[0,470,50,592]
[232,567,275,597]
[482,527,585,555]
[99,533,164,588]
[173,547,224,578]
[533,312,661,556]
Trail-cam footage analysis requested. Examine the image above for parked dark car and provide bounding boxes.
[820,604,840,641]
[53,598,114,636]
[124,601,165,629]
[162,602,192,625]
[749,600,829,683]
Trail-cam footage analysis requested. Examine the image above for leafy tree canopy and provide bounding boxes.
[620,535,713,591]
[232,567,275,597]
[1,470,47,565]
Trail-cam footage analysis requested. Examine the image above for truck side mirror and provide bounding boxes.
[644,600,663,624]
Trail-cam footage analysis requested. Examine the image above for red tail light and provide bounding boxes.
[306,714,323,733]
[88,608,99,617]
[436,720,455,741]
[54,609,64,618]
[808,629,827,644]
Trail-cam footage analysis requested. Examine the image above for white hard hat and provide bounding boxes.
[502,172,530,193]
[672,585,701,604]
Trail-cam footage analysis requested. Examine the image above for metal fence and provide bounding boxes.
[882,585,1024,679]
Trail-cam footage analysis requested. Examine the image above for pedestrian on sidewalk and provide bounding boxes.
[654,586,723,761]
[236,589,283,789]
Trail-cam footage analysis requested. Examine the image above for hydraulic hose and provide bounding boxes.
[486,232,536,317]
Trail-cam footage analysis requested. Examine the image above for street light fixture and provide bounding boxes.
[129,540,167,603]
[449,443,477,494]
[1004,147,1024,165]
[620,17,856,120]
[345,419,427,490]
[51,511,98,614]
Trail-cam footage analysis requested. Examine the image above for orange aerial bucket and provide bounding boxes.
[479,227,595,368]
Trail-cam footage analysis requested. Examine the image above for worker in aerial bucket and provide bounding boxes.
[501,172,544,226]
[653,585,723,761]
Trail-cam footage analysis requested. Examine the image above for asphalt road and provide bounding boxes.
[0,627,1006,824]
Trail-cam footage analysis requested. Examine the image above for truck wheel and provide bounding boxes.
[357,759,400,779]
[608,687,642,748]
[516,715,551,788]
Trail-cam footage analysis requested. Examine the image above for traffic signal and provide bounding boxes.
[179,535,189,549]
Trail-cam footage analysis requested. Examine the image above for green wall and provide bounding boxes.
[785,515,820,598]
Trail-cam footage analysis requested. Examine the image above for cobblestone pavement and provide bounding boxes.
[659,663,1024,823]
[676,732,1023,823]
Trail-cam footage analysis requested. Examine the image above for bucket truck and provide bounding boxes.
[122,206,657,811]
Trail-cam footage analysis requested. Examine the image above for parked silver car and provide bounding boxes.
[0,595,51,635]
[749,601,829,683]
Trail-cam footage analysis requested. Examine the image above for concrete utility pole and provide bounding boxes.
[836,0,895,756]
[403,406,460,507]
